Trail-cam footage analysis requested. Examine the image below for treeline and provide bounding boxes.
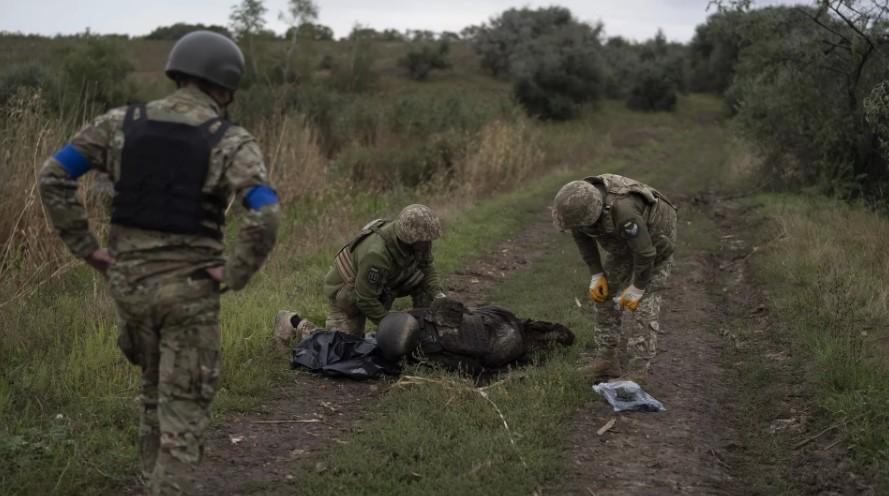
[689,1,889,200]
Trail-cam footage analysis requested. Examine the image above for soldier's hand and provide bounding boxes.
[588,272,608,303]
[616,285,645,312]
[206,266,225,283]
[84,248,116,276]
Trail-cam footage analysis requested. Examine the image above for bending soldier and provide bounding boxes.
[38,31,279,495]
[276,204,444,340]
[552,174,677,379]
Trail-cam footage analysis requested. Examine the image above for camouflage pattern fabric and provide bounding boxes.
[323,220,442,333]
[394,204,442,243]
[594,254,673,374]
[552,180,603,230]
[38,86,279,495]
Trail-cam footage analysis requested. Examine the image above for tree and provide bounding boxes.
[229,0,268,75]
[279,0,318,81]
[399,41,451,80]
[145,23,232,40]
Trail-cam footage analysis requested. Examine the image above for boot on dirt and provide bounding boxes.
[579,347,623,382]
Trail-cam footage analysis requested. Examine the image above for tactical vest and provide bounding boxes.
[111,103,230,239]
[333,219,388,284]
[583,174,676,234]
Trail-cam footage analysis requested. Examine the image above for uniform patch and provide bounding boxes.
[622,220,640,238]
[367,267,384,286]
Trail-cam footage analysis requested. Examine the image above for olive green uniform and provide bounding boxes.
[38,87,279,495]
[323,220,442,335]
[570,174,677,372]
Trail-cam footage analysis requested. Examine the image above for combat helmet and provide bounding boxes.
[552,180,604,231]
[376,313,421,361]
[165,30,246,90]
[394,204,442,244]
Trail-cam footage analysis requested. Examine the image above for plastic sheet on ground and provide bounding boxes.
[290,330,401,380]
[593,380,666,412]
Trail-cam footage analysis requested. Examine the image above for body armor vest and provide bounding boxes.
[111,103,230,239]
[583,174,676,234]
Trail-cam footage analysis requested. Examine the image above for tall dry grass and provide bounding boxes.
[456,118,544,196]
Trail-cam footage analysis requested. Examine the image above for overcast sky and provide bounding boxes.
[1,0,805,42]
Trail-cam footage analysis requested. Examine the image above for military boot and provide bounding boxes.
[274,310,300,348]
[579,346,622,382]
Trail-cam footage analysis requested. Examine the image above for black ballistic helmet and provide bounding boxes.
[376,313,421,362]
[165,31,245,90]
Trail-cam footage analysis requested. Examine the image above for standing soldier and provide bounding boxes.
[552,174,677,379]
[275,204,444,342]
[38,31,279,495]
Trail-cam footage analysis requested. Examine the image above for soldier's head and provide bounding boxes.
[165,30,245,108]
[394,204,442,251]
[552,180,603,231]
[376,312,421,361]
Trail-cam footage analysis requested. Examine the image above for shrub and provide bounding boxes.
[398,41,451,81]
[626,66,678,112]
[330,38,378,93]
[145,23,232,40]
[0,63,56,107]
[60,37,134,108]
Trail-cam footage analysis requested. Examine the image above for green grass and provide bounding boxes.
[745,194,889,487]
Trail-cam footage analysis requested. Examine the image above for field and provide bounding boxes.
[0,34,887,495]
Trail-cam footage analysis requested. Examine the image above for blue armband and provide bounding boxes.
[243,185,279,210]
[53,144,92,178]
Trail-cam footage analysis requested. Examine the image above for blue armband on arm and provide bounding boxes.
[53,144,92,178]
[243,185,279,210]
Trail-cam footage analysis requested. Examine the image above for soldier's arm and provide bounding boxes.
[38,109,121,258]
[571,229,604,274]
[223,133,280,290]
[354,252,391,324]
[613,198,656,289]
[417,251,443,302]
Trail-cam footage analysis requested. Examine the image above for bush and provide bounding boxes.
[398,41,451,81]
[145,23,232,40]
[626,66,678,112]
[60,37,134,108]
[330,38,378,93]
[0,63,56,107]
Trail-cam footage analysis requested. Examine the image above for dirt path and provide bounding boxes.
[551,195,744,495]
[193,212,555,495]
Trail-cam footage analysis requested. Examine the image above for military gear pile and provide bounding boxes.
[165,30,246,90]
[395,204,442,243]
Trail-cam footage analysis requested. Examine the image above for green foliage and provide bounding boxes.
[688,11,742,94]
[145,23,232,40]
[626,66,678,112]
[329,38,379,93]
[60,37,134,108]
[398,41,452,80]
[471,7,605,120]
[0,63,56,106]
[229,0,268,40]
[284,22,334,41]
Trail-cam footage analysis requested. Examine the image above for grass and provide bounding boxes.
[745,194,889,487]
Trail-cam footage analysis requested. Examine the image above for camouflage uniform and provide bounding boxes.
[323,206,443,336]
[556,174,678,373]
[38,86,279,495]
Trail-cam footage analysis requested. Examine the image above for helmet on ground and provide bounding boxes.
[165,30,245,91]
[394,204,442,244]
[552,180,603,231]
[376,313,421,361]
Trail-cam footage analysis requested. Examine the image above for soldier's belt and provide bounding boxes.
[334,248,357,285]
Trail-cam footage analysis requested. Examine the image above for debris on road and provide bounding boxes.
[596,417,617,436]
[593,381,666,412]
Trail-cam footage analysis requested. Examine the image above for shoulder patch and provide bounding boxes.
[367,266,385,286]
[622,220,640,238]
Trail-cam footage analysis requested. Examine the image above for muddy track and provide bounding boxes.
[191,211,555,495]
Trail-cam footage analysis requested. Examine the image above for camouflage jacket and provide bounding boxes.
[571,175,676,289]
[324,221,442,324]
[38,87,279,290]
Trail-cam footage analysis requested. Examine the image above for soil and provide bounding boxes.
[190,215,555,495]
[188,194,874,495]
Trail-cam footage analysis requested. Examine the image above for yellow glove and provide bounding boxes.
[616,285,645,311]
[588,272,608,303]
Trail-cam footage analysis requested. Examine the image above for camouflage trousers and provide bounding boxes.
[325,281,429,337]
[594,254,673,375]
[109,269,221,496]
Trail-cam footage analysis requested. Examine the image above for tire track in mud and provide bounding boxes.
[190,210,556,495]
